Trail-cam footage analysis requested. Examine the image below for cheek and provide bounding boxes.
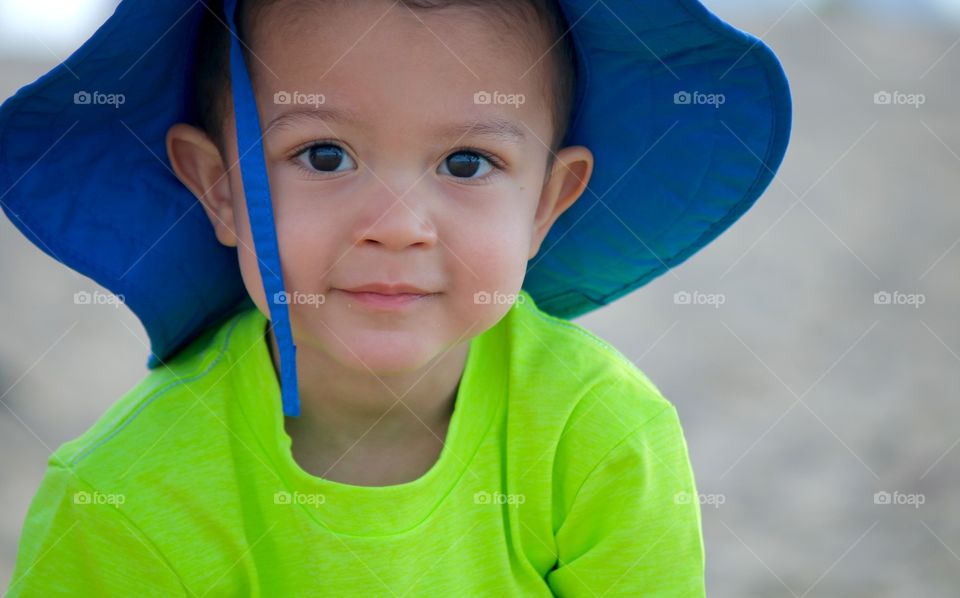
[226,181,269,311]
[236,226,271,315]
[230,175,335,314]
[446,206,532,302]
[253,177,344,293]
[446,234,528,336]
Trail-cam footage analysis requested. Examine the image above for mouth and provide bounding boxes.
[334,288,436,311]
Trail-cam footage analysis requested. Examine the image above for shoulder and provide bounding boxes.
[506,291,687,506]
[508,290,675,430]
[50,304,260,479]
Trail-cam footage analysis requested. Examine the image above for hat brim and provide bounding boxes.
[0,0,790,365]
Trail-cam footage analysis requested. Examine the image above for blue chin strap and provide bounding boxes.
[225,0,300,417]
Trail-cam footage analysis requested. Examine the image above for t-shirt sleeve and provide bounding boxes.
[546,405,706,597]
[6,461,187,597]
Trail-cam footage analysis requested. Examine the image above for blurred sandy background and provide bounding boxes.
[2,0,958,595]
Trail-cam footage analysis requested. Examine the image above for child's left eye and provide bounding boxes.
[438,150,496,180]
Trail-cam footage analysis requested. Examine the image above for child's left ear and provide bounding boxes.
[529,145,594,260]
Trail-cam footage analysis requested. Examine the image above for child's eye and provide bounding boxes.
[293,143,356,174]
[438,150,497,180]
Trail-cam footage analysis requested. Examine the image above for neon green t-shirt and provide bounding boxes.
[8,290,705,596]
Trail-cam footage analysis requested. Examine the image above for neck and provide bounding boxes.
[265,323,470,456]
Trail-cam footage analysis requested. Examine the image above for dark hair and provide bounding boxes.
[191,0,577,173]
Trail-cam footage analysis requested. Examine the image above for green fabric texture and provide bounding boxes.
[8,290,704,596]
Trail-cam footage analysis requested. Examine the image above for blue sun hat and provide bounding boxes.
[0,0,791,417]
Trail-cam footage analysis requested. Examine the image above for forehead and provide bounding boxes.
[249,0,549,69]
[246,0,553,138]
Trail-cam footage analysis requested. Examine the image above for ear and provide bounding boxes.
[165,123,238,248]
[528,145,594,260]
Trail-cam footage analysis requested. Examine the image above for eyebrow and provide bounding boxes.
[265,108,527,146]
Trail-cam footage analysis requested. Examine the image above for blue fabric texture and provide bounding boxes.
[223,0,299,415]
[0,0,791,416]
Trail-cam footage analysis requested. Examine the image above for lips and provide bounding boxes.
[340,282,432,295]
[334,282,436,311]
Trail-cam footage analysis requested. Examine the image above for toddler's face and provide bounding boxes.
[181,1,592,374]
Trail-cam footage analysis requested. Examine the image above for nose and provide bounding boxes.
[354,184,439,251]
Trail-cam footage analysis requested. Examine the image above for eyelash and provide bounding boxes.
[452,147,506,172]
[286,140,506,180]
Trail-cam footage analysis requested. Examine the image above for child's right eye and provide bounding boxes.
[293,143,356,174]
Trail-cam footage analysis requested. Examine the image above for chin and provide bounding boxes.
[323,328,440,375]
